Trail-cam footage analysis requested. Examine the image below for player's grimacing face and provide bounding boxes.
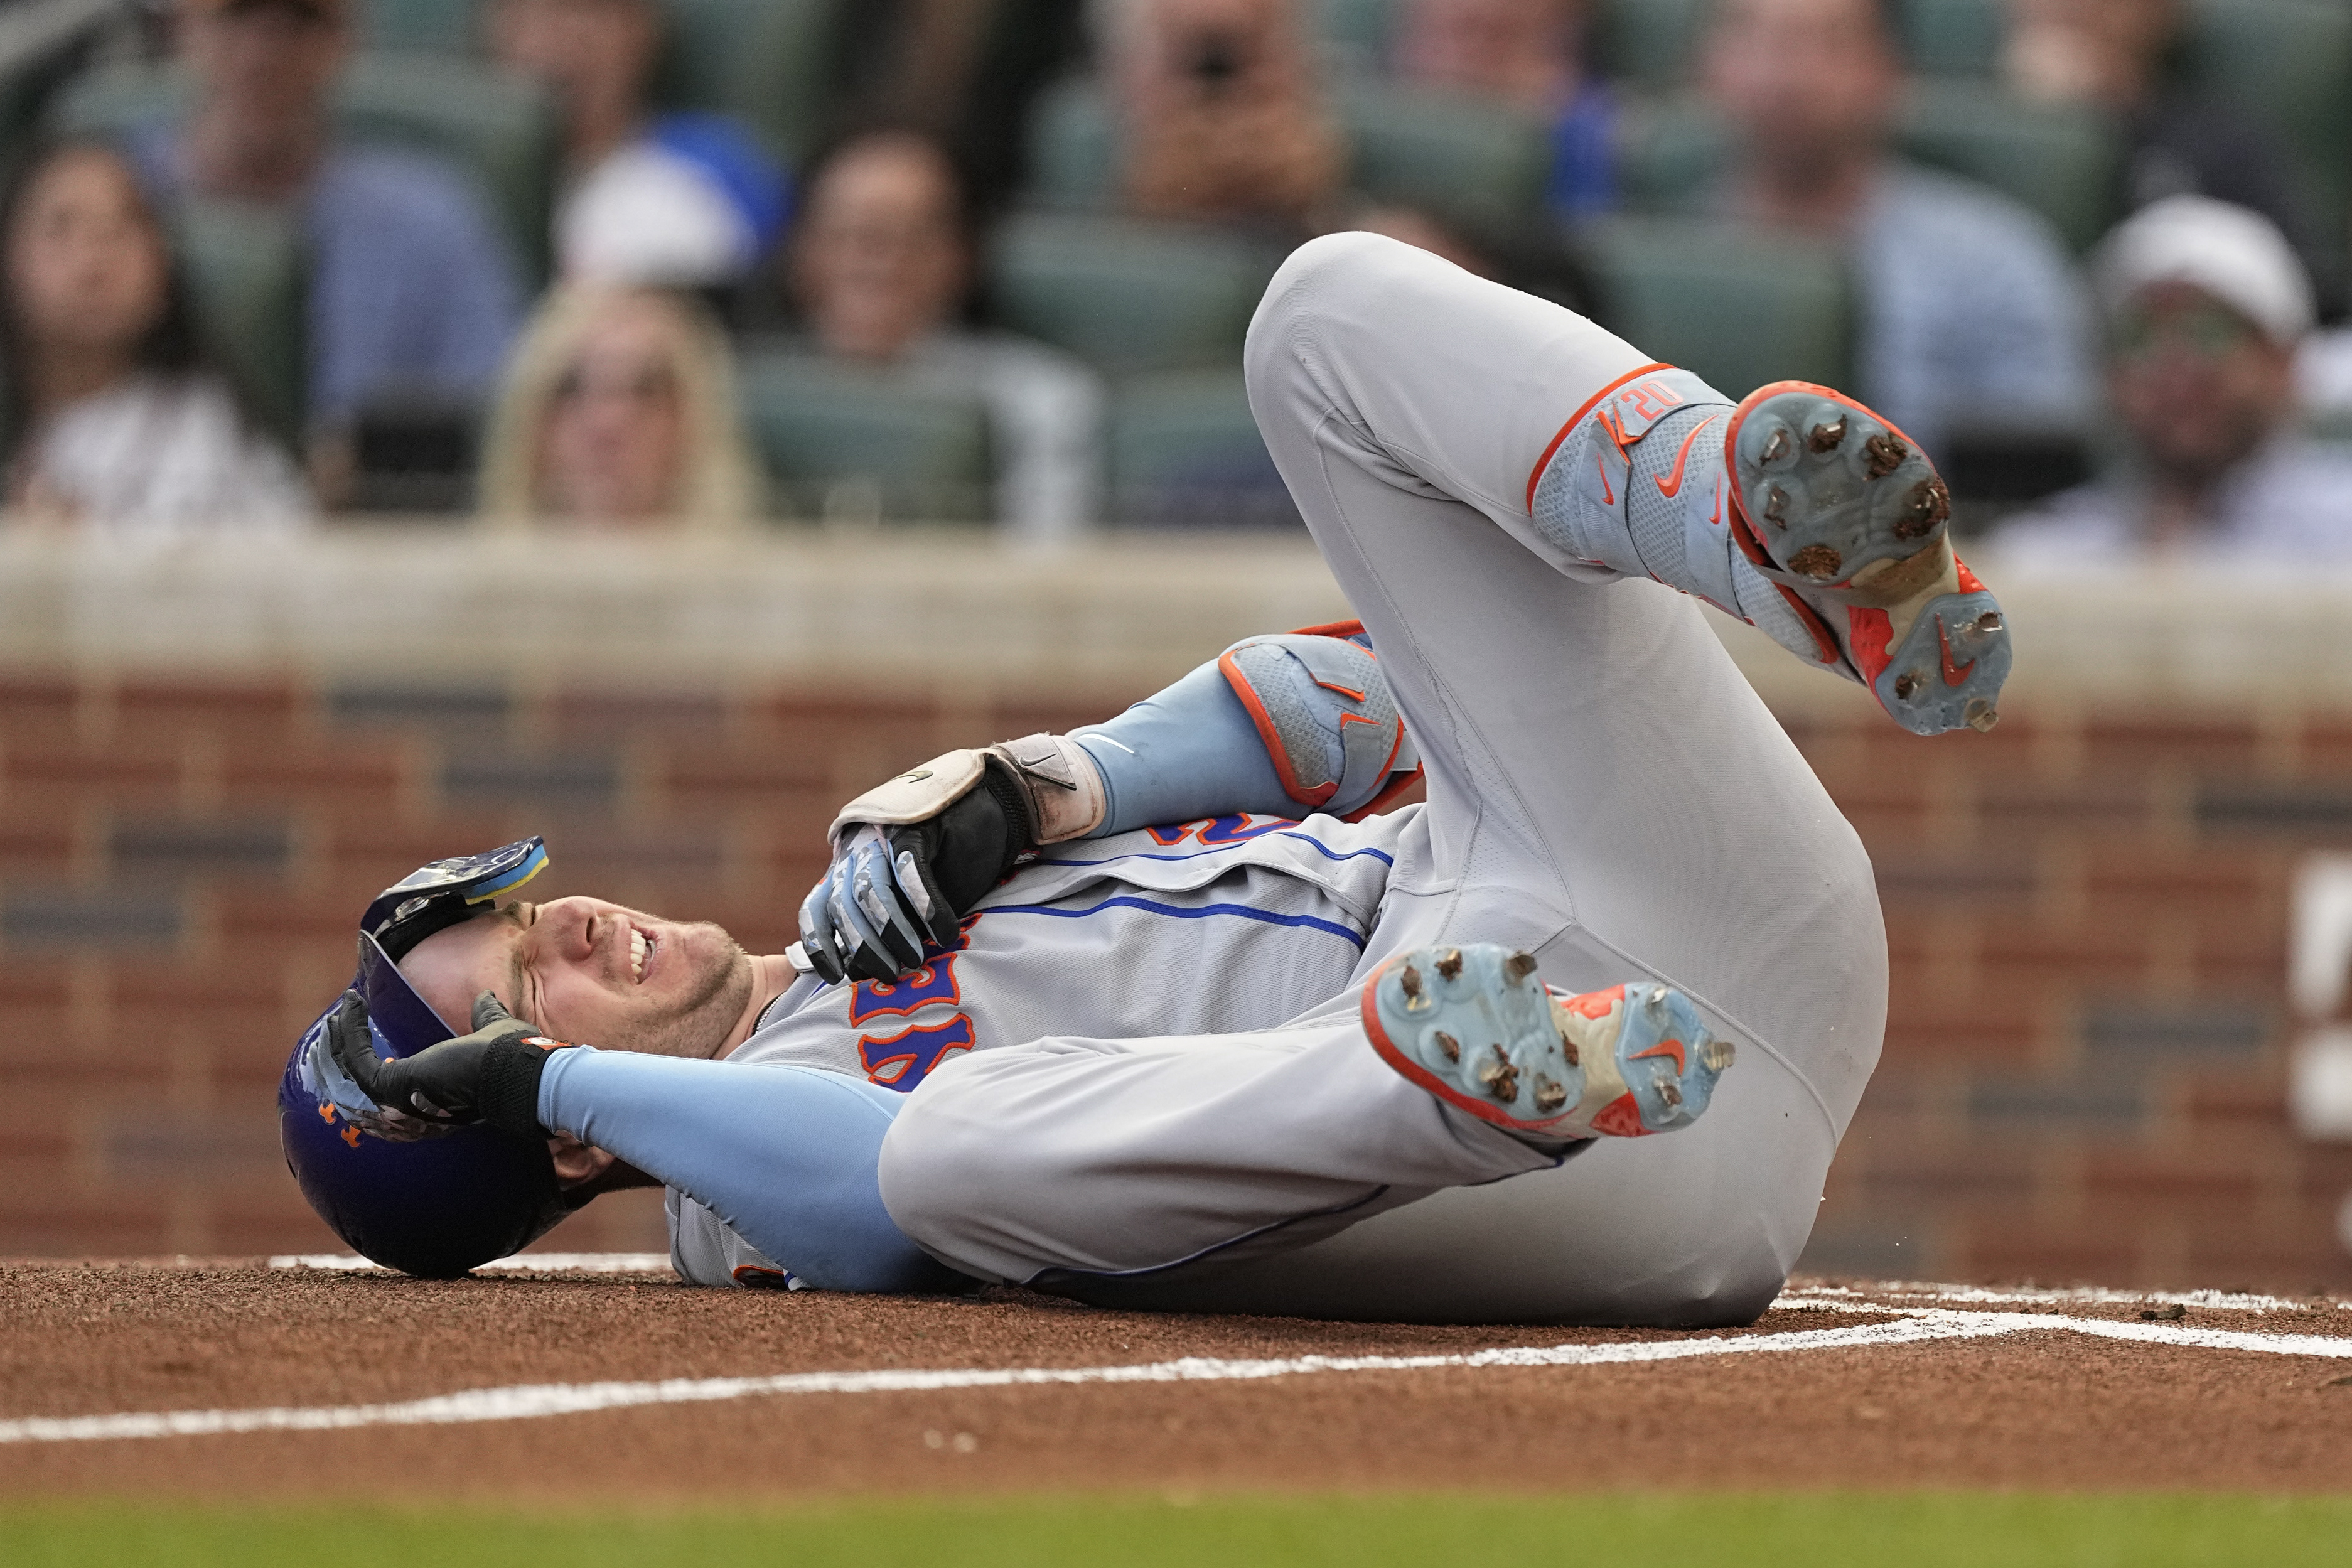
[399,896,752,1060]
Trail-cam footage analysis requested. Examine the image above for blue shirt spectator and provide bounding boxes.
[137,0,520,490]
[1852,163,2093,458]
[1700,0,2092,454]
[129,129,521,430]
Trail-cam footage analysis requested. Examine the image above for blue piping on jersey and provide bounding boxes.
[1031,830,1395,872]
[981,895,1368,950]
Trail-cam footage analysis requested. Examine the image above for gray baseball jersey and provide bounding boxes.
[670,808,1421,1286]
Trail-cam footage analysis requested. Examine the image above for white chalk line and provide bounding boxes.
[8,1305,2350,1447]
[1784,1281,2348,1315]
[267,1252,674,1275]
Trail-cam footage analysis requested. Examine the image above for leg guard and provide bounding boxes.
[1528,367,1832,669]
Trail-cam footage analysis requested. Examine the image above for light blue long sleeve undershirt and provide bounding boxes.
[1071,658,1294,836]
[537,1046,962,1293]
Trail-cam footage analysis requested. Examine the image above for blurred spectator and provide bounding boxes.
[124,0,521,498]
[866,0,1088,218]
[1701,0,2093,455]
[783,129,1104,538]
[477,284,762,528]
[1992,196,2352,562]
[2,141,309,530]
[485,0,790,287]
[1098,0,1345,233]
[2004,0,2326,306]
[1389,0,1616,220]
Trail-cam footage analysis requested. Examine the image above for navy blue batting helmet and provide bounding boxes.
[277,838,577,1277]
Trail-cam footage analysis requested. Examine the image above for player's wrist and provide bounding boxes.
[982,734,1106,845]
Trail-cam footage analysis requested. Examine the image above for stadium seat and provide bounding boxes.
[1614,87,2121,253]
[1898,78,2121,253]
[1330,78,1553,227]
[1023,76,1549,226]
[2177,0,2352,286]
[1311,0,1393,61]
[362,0,476,53]
[356,0,843,164]
[1104,369,1301,531]
[171,198,307,445]
[1895,0,2006,75]
[1022,76,1119,210]
[1591,0,1711,91]
[736,353,996,524]
[1577,215,1853,397]
[652,0,846,162]
[985,212,1283,374]
[50,51,560,282]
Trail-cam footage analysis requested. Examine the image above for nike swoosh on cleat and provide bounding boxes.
[1708,479,1722,525]
[1594,451,1614,505]
[1653,416,1721,500]
[1937,616,1977,687]
[1630,1039,1687,1076]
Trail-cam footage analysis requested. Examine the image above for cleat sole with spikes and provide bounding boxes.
[1361,943,1736,1140]
[1724,382,2012,737]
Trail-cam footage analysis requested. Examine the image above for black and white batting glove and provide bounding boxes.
[327,989,577,1142]
[797,735,1106,985]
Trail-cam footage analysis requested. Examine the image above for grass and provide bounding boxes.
[4,1493,2350,1567]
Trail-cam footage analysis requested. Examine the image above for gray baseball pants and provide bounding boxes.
[878,233,1888,1325]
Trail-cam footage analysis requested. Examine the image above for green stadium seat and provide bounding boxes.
[1592,0,1711,92]
[1615,87,2122,252]
[1023,76,1119,210]
[1610,95,1727,212]
[1023,76,1549,225]
[1898,79,2121,252]
[653,0,846,163]
[737,353,996,524]
[172,199,307,444]
[1331,77,1552,226]
[1578,215,1853,397]
[1105,369,1299,530]
[1896,0,2006,75]
[362,0,476,53]
[1312,0,1394,58]
[2177,0,2352,285]
[985,212,1282,374]
[50,51,560,282]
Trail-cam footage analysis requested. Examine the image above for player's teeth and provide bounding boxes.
[630,928,647,982]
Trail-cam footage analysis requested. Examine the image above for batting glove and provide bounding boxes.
[327,989,577,1141]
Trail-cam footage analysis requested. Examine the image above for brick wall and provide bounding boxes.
[2,537,2348,1292]
[0,671,1120,1260]
[1796,707,2352,1292]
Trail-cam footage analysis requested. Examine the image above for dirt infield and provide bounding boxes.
[5,1259,2349,1499]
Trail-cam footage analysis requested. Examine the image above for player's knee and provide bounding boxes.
[1245,230,1420,397]
[873,1095,986,1259]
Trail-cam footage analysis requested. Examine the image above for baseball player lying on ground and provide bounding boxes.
[287,233,2008,1325]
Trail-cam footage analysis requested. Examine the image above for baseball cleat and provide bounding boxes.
[1527,368,2010,737]
[1361,943,1734,1141]
[1724,382,2009,736]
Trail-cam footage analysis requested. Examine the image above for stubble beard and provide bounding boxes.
[624,923,755,1060]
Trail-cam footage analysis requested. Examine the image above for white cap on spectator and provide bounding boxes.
[2096,195,2315,346]
[559,145,757,288]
